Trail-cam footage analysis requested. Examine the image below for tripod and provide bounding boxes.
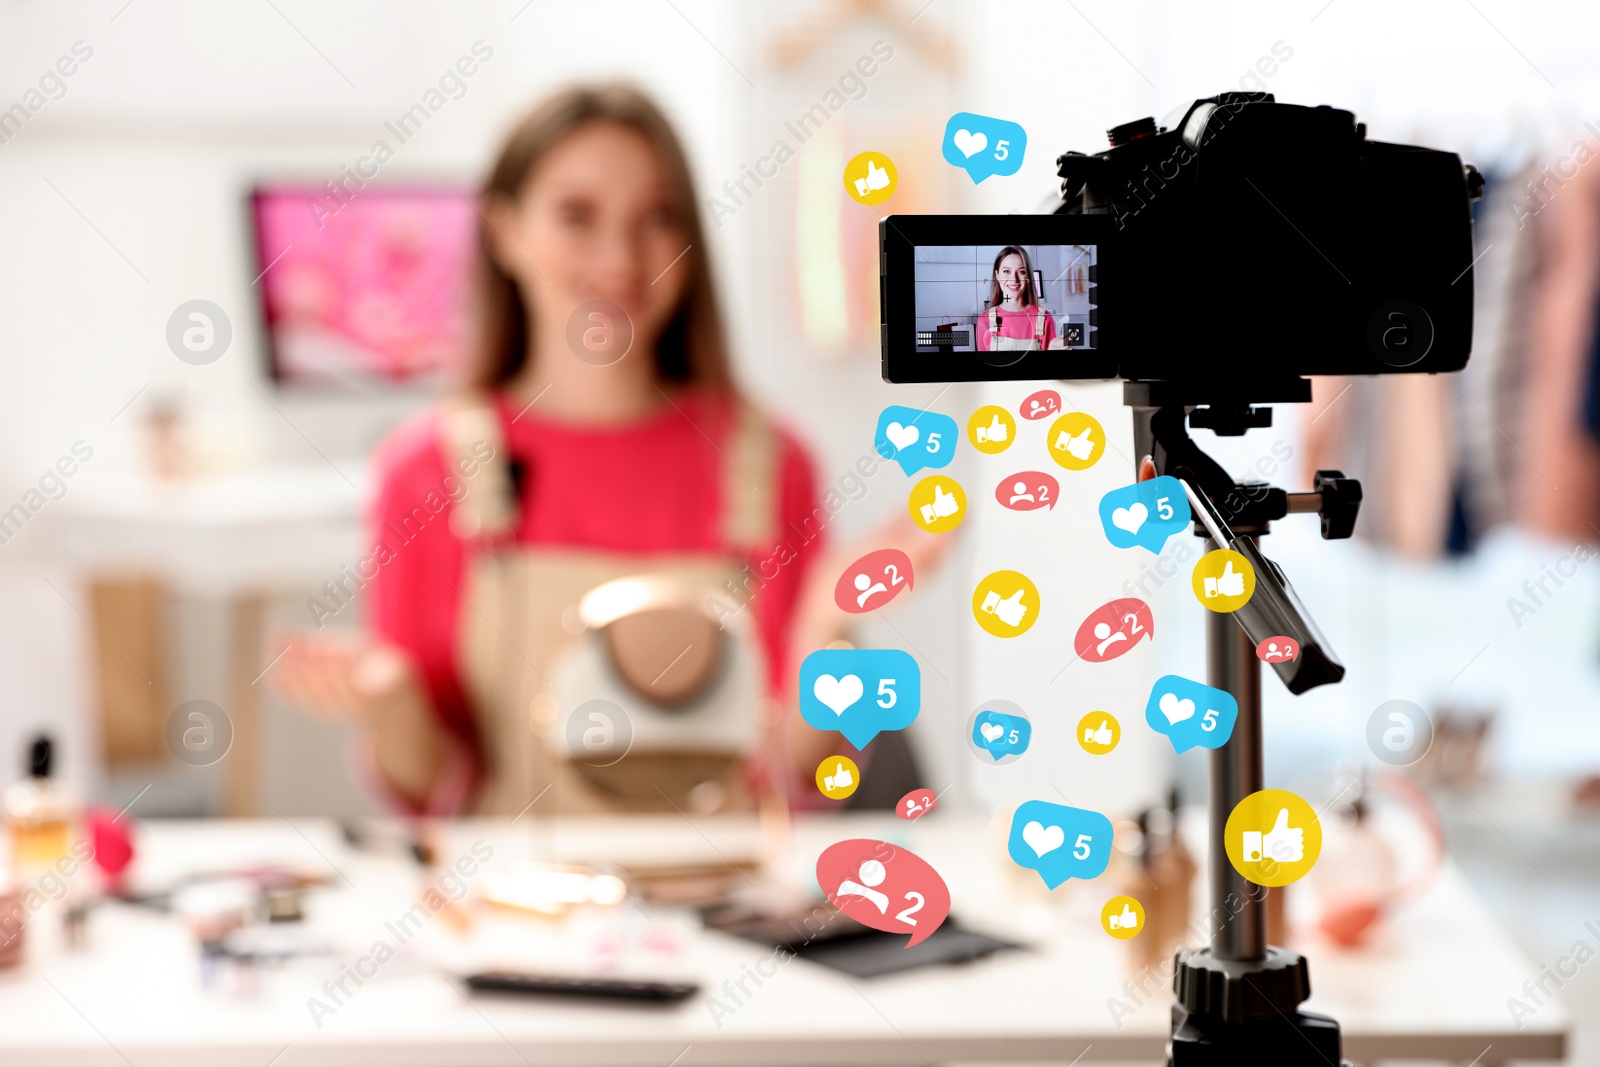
[1127,379,1360,1066]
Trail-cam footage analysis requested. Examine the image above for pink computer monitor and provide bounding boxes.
[250,185,478,385]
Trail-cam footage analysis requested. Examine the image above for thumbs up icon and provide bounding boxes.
[981,588,1028,628]
[1204,561,1246,599]
[823,762,854,791]
[854,159,892,197]
[1084,719,1114,746]
[1056,426,1094,460]
[847,152,897,204]
[1101,895,1145,938]
[1242,809,1304,863]
[919,485,961,525]
[975,414,1009,444]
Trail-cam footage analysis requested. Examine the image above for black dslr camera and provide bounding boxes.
[880,91,1480,384]
[880,94,1480,1066]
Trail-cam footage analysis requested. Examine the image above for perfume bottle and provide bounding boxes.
[5,736,75,870]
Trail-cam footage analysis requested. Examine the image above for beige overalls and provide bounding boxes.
[439,396,779,816]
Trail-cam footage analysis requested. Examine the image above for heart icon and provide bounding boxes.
[1158,692,1195,725]
[813,674,864,716]
[952,128,988,158]
[980,722,1004,742]
[1022,821,1064,858]
[1111,503,1148,534]
[885,422,919,451]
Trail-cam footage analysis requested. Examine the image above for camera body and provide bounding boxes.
[880,92,1479,385]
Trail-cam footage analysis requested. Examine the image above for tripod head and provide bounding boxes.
[1125,378,1361,695]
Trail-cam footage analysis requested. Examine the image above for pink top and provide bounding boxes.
[366,388,822,784]
[977,305,1055,351]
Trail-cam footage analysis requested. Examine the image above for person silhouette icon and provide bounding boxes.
[854,572,888,607]
[1094,621,1127,656]
[836,858,889,913]
[1008,480,1035,505]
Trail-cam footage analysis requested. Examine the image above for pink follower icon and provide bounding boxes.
[897,788,938,820]
[1073,598,1155,663]
[833,549,914,614]
[816,838,950,947]
[995,471,1059,512]
[1019,389,1061,421]
[1256,636,1300,663]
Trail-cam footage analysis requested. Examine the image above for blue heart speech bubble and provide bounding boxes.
[1144,674,1239,753]
[800,649,921,750]
[1098,475,1193,554]
[875,406,958,476]
[941,112,1027,184]
[1006,800,1113,890]
[971,708,1031,762]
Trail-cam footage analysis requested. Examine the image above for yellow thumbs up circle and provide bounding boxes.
[843,151,897,207]
[816,755,861,800]
[1191,549,1255,613]
[966,405,1016,454]
[1100,895,1146,939]
[971,570,1040,637]
[1224,788,1322,887]
[909,475,967,534]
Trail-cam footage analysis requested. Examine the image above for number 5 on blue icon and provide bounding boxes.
[799,649,921,749]
[876,406,958,476]
[1006,800,1112,889]
[1145,674,1238,753]
[1098,475,1192,554]
[941,113,1027,184]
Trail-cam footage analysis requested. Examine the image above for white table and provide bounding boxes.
[0,814,1568,1065]
[44,463,365,815]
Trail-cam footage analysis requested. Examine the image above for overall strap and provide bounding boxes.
[439,395,518,543]
[720,401,778,553]
[1034,307,1048,343]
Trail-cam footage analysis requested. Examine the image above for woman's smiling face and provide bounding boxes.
[996,253,1027,302]
[490,121,691,349]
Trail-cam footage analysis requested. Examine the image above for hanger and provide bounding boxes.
[768,0,956,72]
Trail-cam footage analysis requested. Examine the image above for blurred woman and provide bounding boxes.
[269,86,842,816]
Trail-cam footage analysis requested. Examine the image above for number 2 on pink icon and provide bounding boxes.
[833,549,915,614]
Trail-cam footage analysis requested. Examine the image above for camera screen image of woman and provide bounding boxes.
[977,245,1057,352]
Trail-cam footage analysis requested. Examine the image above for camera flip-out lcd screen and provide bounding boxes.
[881,215,1117,383]
[913,244,1098,355]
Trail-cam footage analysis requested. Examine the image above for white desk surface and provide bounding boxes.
[0,814,1568,1066]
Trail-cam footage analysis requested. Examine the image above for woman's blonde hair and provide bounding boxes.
[467,83,730,391]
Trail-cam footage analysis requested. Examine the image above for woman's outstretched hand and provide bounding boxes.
[267,632,448,804]
[267,632,416,723]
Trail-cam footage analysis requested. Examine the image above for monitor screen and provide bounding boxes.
[913,244,1097,354]
[250,185,477,386]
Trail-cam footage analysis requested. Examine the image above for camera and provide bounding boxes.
[879,92,1484,699]
[879,94,1483,1062]
[880,92,1480,384]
